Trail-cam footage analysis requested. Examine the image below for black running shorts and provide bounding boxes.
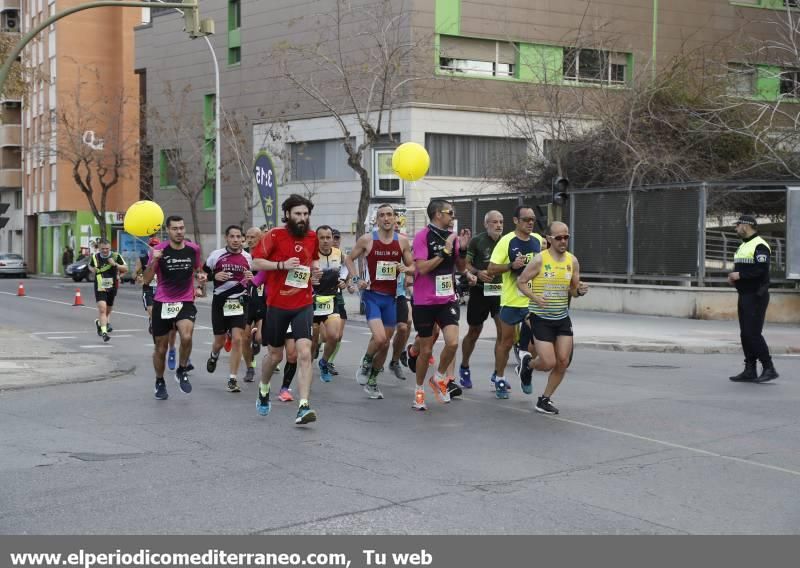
[396,296,410,325]
[530,314,573,343]
[94,288,117,307]
[466,286,500,326]
[151,301,197,337]
[412,302,460,338]
[211,294,247,336]
[263,305,313,347]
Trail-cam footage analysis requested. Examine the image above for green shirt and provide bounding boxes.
[466,232,502,288]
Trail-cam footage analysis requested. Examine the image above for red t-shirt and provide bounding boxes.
[252,227,319,310]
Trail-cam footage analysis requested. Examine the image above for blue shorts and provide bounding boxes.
[362,290,397,327]
[499,306,529,326]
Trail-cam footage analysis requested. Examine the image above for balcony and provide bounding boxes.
[0,124,20,147]
[0,168,21,188]
[0,0,20,11]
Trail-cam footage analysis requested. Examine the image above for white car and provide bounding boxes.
[0,253,27,277]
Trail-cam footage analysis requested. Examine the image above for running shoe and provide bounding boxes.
[319,360,333,383]
[365,371,384,399]
[412,389,427,411]
[224,332,232,353]
[186,360,195,373]
[355,356,371,386]
[446,378,462,398]
[278,387,294,402]
[535,396,559,415]
[295,404,317,425]
[257,392,271,416]
[516,352,534,395]
[490,372,512,392]
[428,375,451,404]
[459,366,472,389]
[175,367,192,394]
[106,324,113,333]
[244,367,255,382]
[406,345,418,372]
[102,332,110,343]
[167,348,177,371]
[328,362,339,376]
[399,349,408,368]
[95,319,101,337]
[206,353,218,374]
[227,377,241,393]
[495,379,509,400]
[389,361,405,380]
[154,379,168,400]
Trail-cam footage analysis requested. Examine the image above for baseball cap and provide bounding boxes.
[734,215,757,226]
[331,228,341,237]
[148,237,161,246]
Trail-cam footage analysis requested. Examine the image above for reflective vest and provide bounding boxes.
[733,236,770,265]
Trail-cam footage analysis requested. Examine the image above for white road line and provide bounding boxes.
[45,336,76,340]
[80,345,112,349]
[110,334,133,338]
[456,394,800,478]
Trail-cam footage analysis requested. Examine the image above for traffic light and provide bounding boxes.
[552,177,569,205]
[0,203,9,229]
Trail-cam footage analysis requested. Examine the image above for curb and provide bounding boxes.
[0,364,136,392]
[574,342,799,355]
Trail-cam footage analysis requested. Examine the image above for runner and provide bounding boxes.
[251,194,321,424]
[88,238,127,343]
[459,210,504,389]
[409,199,468,410]
[203,225,253,393]
[143,215,206,399]
[327,228,346,376]
[388,268,412,380]
[487,206,542,399]
[311,225,345,383]
[242,227,266,382]
[515,222,588,414]
[345,204,414,399]
[136,237,178,368]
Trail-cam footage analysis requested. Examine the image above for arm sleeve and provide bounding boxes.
[739,244,770,279]
[252,270,268,287]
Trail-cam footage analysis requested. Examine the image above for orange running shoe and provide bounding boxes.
[278,387,294,402]
[428,375,451,404]
[412,388,427,411]
[224,332,233,353]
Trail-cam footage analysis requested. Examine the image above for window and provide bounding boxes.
[289,139,357,181]
[563,48,628,86]
[159,149,179,187]
[373,149,403,197]
[14,190,22,209]
[228,46,241,65]
[780,69,800,97]
[425,133,528,178]
[229,0,241,29]
[727,63,756,96]
[438,35,516,78]
[228,0,241,66]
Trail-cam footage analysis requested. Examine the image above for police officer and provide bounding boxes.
[728,214,779,383]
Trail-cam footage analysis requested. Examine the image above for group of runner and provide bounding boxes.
[93,194,589,425]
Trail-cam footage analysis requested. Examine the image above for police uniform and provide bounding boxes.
[729,215,779,383]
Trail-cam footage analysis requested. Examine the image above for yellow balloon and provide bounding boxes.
[392,142,430,181]
[124,200,164,237]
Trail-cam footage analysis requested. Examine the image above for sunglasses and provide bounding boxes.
[440,209,456,216]
[550,235,570,242]
[518,217,535,223]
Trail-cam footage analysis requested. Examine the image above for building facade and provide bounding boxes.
[0,0,23,255]
[20,0,141,274]
[135,0,792,245]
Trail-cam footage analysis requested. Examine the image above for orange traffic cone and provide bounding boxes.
[17,281,25,296]
[73,288,84,306]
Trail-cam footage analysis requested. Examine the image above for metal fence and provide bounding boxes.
[435,181,796,286]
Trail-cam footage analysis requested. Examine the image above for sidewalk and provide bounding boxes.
[341,294,799,355]
[0,328,132,391]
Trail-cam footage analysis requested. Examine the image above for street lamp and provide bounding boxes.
[151,0,222,249]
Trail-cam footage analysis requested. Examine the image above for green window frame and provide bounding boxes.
[228,0,241,66]
[159,149,179,189]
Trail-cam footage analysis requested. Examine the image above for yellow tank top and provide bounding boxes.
[529,249,574,320]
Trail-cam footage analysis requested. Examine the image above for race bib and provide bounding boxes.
[517,280,533,297]
[483,283,502,297]
[435,274,454,297]
[375,261,397,281]
[314,295,335,316]
[223,298,244,317]
[285,265,311,289]
[99,277,114,290]
[161,302,183,319]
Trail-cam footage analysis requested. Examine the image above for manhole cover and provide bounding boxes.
[628,365,680,369]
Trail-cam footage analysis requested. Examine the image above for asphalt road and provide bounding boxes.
[1,278,799,534]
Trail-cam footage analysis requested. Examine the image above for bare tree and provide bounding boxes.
[47,66,138,238]
[274,0,425,237]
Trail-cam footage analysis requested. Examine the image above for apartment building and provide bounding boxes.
[21,0,141,274]
[135,0,791,243]
[0,0,23,255]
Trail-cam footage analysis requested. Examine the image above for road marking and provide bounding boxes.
[455,394,800,478]
[110,334,133,338]
[45,336,76,340]
[80,345,112,349]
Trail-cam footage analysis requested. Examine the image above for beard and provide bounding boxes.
[287,218,308,238]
